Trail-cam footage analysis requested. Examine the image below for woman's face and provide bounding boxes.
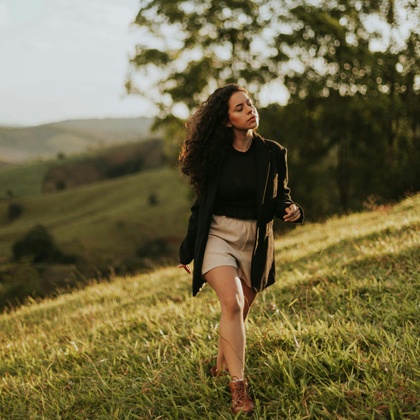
[227,91,259,131]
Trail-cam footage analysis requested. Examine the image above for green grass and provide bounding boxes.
[0,194,419,419]
[0,137,161,200]
[0,160,54,198]
[0,166,190,268]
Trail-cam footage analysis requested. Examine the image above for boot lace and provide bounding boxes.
[232,380,247,407]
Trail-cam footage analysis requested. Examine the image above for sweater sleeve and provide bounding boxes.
[179,198,200,264]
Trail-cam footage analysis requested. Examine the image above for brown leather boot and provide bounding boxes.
[229,378,255,415]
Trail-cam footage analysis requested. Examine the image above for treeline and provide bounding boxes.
[258,90,418,218]
[42,139,164,193]
[127,0,419,219]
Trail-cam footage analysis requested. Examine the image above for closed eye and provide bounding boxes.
[233,99,254,112]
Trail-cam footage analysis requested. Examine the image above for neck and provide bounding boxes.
[232,129,254,152]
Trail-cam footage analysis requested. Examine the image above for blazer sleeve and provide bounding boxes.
[273,145,304,223]
[179,198,200,264]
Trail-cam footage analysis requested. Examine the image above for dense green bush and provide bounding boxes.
[12,225,56,263]
[137,238,169,259]
[55,180,66,190]
[105,158,144,178]
[11,224,75,264]
[7,203,23,221]
[148,192,159,205]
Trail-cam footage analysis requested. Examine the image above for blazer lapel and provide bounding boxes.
[255,137,271,217]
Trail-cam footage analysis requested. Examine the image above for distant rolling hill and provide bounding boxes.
[42,139,164,193]
[0,165,191,281]
[0,137,164,199]
[0,117,154,162]
[0,158,14,168]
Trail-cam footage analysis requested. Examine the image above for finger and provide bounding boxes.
[285,205,297,215]
[284,211,300,222]
[283,211,295,220]
[178,264,191,274]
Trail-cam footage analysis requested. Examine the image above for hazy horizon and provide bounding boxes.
[0,0,156,127]
[0,115,153,129]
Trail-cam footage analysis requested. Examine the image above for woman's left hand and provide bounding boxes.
[177,264,191,274]
[283,204,301,222]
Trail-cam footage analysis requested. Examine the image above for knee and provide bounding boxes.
[220,294,244,316]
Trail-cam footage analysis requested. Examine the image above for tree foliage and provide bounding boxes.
[128,1,418,108]
[280,1,420,211]
[128,0,419,216]
[128,0,271,112]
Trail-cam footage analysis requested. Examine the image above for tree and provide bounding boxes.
[281,1,419,209]
[7,202,24,221]
[11,224,74,264]
[12,225,56,263]
[128,0,419,214]
[127,0,294,120]
[128,1,418,113]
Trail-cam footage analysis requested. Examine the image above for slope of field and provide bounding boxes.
[0,117,153,162]
[0,166,191,268]
[0,194,418,418]
[0,160,55,198]
[0,138,163,199]
[42,139,164,193]
[48,117,154,140]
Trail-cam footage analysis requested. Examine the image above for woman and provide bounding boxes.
[178,84,303,414]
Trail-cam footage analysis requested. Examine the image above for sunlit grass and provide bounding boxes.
[0,194,419,418]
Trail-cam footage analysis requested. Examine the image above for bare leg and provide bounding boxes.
[205,266,257,378]
[216,279,257,370]
[216,278,257,371]
[242,280,257,320]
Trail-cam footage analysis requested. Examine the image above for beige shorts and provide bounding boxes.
[202,214,257,288]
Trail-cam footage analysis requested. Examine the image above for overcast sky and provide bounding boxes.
[0,0,155,126]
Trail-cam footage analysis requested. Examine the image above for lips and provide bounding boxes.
[248,115,257,123]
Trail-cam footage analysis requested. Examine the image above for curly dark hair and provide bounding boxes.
[179,84,249,196]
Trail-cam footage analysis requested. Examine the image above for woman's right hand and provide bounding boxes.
[177,264,191,274]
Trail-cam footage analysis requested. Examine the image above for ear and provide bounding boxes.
[226,122,232,127]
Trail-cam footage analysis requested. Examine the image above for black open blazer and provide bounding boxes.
[179,135,304,296]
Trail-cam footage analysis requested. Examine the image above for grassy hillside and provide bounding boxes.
[42,139,164,193]
[0,166,190,268]
[48,117,155,140]
[0,117,153,162]
[0,194,418,418]
[0,138,164,199]
[0,160,56,198]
